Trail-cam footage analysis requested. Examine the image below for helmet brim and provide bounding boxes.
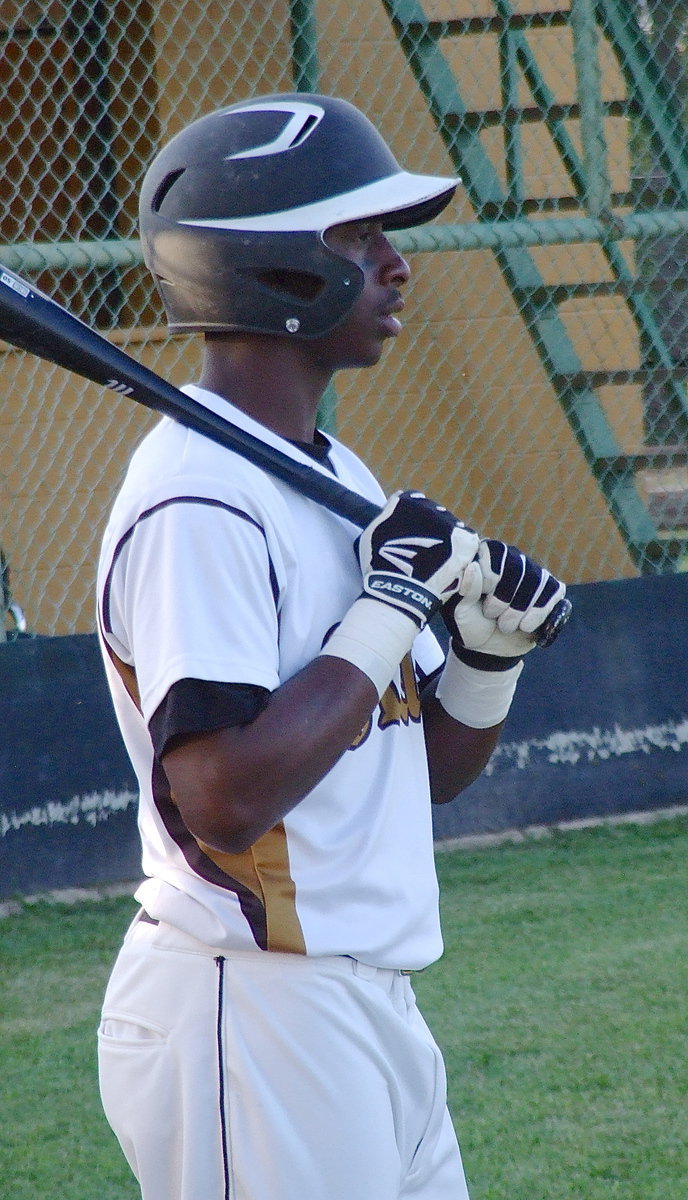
[178,170,458,235]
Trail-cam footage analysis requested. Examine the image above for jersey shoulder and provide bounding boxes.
[105,385,387,545]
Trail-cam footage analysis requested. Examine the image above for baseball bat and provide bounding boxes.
[0,262,571,647]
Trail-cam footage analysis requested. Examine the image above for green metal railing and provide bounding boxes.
[382,0,688,571]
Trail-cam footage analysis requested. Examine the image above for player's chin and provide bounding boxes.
[358,340,387,367]
[331,338,386,370]
[325,320,397,369]
[355,324,401,366]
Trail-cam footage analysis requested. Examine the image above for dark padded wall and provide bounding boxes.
[1,576,686,896]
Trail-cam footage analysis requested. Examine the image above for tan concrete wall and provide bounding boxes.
[336,248,638,582]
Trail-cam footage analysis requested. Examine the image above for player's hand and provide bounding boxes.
[357,491,481,629]
[443,539,566,662]
[324,493,479,698]
[478,539,566,634]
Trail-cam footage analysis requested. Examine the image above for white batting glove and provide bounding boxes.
[478,539,566,636]
[435,542,565,728]
[444,565,537,662]
[322,491,481,698]
[357,490,481,625]
[435,568,523,727]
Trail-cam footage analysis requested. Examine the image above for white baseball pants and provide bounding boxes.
[98,913,472,1200]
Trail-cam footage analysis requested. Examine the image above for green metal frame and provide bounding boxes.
[596,0,688,203]
[493,0,688,441]
[288,0,340,431]
[381,0,688,572]
[289,0,321,93]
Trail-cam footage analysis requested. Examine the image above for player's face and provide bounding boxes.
[318,219,412,369]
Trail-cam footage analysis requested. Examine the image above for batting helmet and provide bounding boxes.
[139,93,458,339]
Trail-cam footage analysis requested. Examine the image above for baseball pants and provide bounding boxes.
[97,913,472,1200]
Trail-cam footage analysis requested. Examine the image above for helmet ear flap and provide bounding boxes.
[151,226,365,338]
[245,268,326,303]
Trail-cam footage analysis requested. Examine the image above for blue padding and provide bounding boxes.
[1,574,687,895]
[433,573,688,839]
[0,634,139,897]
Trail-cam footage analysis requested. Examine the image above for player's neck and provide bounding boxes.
[199,335,330,442]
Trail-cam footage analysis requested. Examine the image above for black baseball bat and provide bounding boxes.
[0,262,571,647]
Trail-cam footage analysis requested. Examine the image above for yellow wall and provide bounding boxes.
[0,1,650,634]
[0,331,196,635]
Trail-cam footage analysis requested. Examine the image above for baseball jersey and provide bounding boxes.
[97,385,446,970]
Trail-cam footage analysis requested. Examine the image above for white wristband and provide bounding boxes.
[320,596,419,698]
[436,649,523,728]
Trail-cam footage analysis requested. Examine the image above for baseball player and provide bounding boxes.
[96,94,566,1200]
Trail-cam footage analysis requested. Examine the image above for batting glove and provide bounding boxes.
[435,543,565,728]
[321,491,481,698]
[442,563,537,666]
[477,540,566,635]
[357,490,481,626]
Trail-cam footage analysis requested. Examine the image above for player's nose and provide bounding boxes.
[378,235,411,286]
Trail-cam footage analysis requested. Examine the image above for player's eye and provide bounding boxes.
[323,219,383,254]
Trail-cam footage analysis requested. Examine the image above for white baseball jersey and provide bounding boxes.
[97,385,446,970]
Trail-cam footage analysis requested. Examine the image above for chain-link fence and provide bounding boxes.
[1,0,687,635]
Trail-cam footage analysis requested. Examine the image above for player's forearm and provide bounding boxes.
[421,685,504,805]
[162,655,378,854]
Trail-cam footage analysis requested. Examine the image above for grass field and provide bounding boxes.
[2,815,687,1199]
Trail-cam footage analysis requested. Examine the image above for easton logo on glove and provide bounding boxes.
[377,536,443,575]
[364,571,439,621]
[355,490,481,631]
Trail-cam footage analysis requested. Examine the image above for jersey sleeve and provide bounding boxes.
[148,678,270,758]
[100,493,284,724]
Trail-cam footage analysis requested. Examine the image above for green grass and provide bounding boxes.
[0,896,140,1199]
[420,817,688,1199]
[2,816,687,1199]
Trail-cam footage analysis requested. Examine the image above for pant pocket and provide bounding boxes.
[98,1011,169,1047]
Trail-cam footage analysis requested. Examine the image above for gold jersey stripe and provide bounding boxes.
[105,641,306,954]
[198,824,306,955]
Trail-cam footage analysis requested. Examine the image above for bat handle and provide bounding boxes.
[533,597,572,648]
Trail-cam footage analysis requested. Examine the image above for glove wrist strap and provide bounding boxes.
[452,641,524,672]
[436,648,523,728]
[362,571,439,625]
[320,596,419,698]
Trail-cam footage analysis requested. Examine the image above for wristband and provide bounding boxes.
[320,596,419,698]
[452,643,524,671]
[436,648,523,728]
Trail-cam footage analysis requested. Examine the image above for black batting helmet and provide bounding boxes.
[139,93,458,338]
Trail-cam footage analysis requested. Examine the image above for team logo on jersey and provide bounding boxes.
[350,652,422,750]
[321,622,423,750]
